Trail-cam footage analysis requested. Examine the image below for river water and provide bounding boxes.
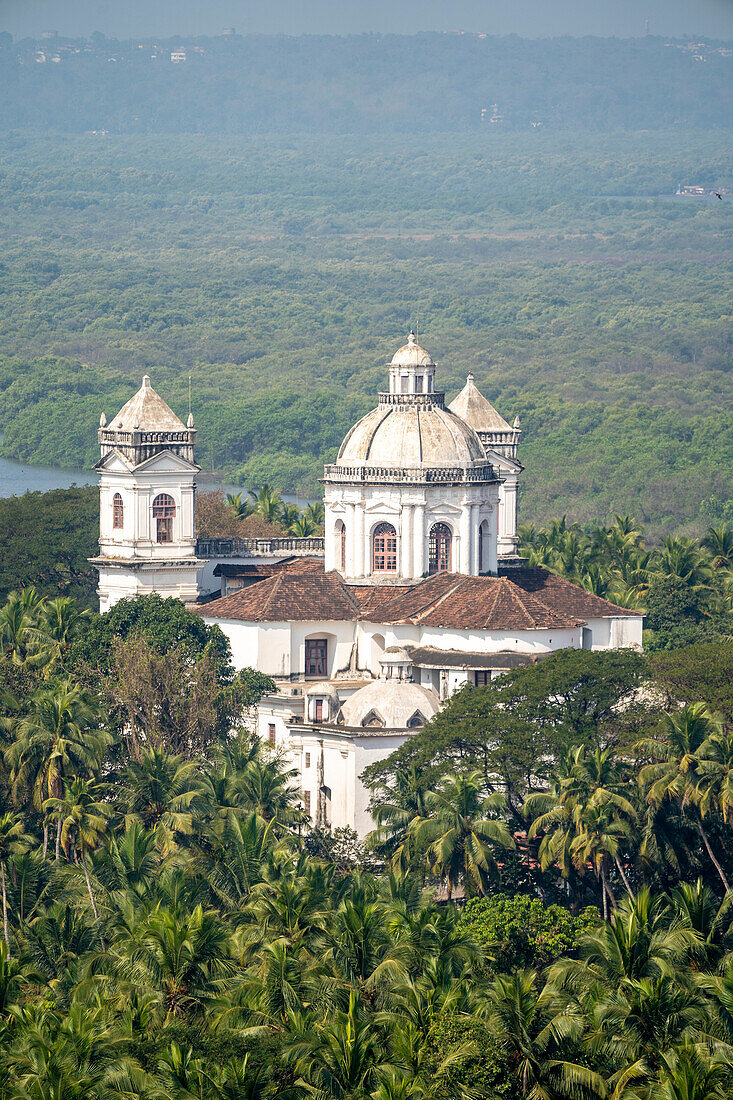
[0,440,309,505]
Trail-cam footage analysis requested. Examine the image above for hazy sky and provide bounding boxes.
[1,0,732,39]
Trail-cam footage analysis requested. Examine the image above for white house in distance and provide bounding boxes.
[94,335,643,837]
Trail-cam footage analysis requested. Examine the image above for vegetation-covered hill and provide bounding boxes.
[0,130,730,535]
[1,32,731,133]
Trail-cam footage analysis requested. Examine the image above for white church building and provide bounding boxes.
[94,333,643,836]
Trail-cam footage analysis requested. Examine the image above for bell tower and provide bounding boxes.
[92,376,201,611]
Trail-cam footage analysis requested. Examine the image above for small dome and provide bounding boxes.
[340,679,440,730]
[337,403,486,469]
[389,331,434,368]
[305,681,340,700]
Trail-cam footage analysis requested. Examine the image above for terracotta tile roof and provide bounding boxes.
[202,569,362,622]
[501,566,639,619]
[375,573,583,630]
[352,584,413,617]
[200,561,638,628]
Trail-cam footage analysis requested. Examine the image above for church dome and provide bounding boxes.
[339,678,440,730]
[337,402,486,470]
[389,331,434,368]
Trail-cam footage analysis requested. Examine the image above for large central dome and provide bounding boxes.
[336,401,485,469]
[333,332,488,473]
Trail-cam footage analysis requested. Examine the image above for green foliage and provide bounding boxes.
[458,894,599,972]
[0,128,731,531]
[0,486,98,607]
[422,1010,516,1100]
[1,587,733,1097]
[1,33,732,134]
[649,641,733,723]
[69,592,231,675]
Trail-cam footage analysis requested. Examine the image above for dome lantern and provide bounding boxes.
[387,331,436,398]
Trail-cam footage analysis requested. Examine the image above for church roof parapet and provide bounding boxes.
[323,462,499,485]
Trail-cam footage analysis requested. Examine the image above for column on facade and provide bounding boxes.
[401,504,413,579]
[468,503,477,575]
[458,502,471,574]
[504,477,519,550]
[346,501,356,576]
[413,503,425,577]
[181,484,196,546]
[355,502,365,578]
[487,504,499,574]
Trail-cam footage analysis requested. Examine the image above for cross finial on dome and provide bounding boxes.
[407,330,416,345]
[467,371,474,382]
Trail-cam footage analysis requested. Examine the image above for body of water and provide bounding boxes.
[0,440,310,505]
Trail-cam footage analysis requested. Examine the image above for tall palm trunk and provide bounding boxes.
[614,854,635,900]
[697,819,730,893]
[55,816,61,861]
[1,859,9,953]
[42,822,49,859]
[81,849,106,951]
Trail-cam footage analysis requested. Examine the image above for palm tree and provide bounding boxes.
[93,817,161,902]
[484,968,603,1100]
[0,587,48,667]
[280,503,301,530]
[239,757,303,828]
[5,681,111,860]
[526,745,637,913]
[656,1045,731,1100]
[569,802,634,918]
[226,491,254,519]
[701,526,733,571]
[367,765,429,877]
[669,879,733,970]
[285,989,387,1099]
[695,725,733,828]
[411,771,515,899]
[638,704,730,893]
[34,597,92,668]
[43,777,112,949]
[0,811,33,954]
[4,999,148,1099]
[109,903,236,1023]
[122,746,208,850]
[548,889,698,992]
[248,483,283,523]
[304,501,325,528]
[288,513,318,537]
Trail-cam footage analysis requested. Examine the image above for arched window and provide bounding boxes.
[152,493,176,544]
[112,493,124,529]
[335,520,346,571]
[372,522,397,573]
[428,523,452,574]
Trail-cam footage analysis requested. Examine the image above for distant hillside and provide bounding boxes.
[0,129,730,537]
[0,32,731,133]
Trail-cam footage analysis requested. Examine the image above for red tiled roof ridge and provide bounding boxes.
[494,576,577,629]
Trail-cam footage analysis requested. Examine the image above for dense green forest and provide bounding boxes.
[0,130,731,535]
[1,33,731,134]
[2,589,733,1098]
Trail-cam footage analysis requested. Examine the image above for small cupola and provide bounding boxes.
[378,647,414,682]
[387,331,437,397]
